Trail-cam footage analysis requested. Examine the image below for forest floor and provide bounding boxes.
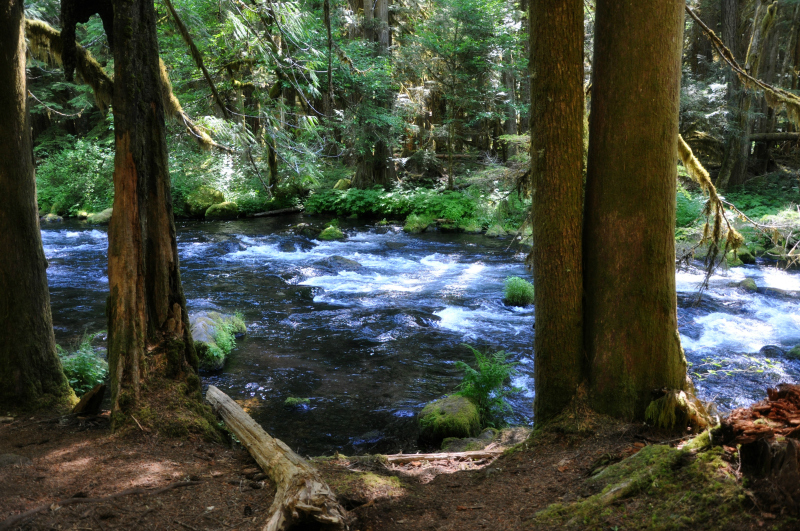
[0,408,795,531]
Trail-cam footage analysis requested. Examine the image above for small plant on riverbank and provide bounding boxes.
[504,276,534,306]
[455,345,521,427]
[58,333,108,396]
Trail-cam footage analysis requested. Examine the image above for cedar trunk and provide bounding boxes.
[529,0,584,421]
[584,0,687,419]
[107,0,197,421]
[0,0,71,407]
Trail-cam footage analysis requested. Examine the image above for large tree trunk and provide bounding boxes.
[528,0,585,422]
[518,0,530,133]
[0,0,72,408]
[107,0,198,423]
[584,0,687,420]
[206,386,347,531]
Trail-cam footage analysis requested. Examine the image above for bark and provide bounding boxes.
[528,0,585,422]
[584,0,687,420]
[518,0,530,133]
[206,386,347,531]
[107,0,198,422]
[163,0,228,119]
[0,0,72,408]
[687,0,717,77]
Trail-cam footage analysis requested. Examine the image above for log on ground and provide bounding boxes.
[205,385,347,531]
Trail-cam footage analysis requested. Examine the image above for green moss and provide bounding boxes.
[186,186,224,217]
[533,445,749,530]
[86,208,113,224]
[205,201,239,220]
[418,394,480,442]
[403,214,433,233]
[737,278,758,292]
[319,226,345,240]
[191,312,247,371]
[485,224,507,238]
[503,276,534,307]
[787,345,800,360]
[285,397,310,406]
[333,178,351,190]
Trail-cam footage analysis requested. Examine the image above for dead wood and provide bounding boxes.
[383,449,503,464]
[253,207,305,217]
[748,132,800,141]
[72,384,105,416]
[205,385,347,531]
[0,481,199,530]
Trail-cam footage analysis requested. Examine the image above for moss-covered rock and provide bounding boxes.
[787,345,800,360]
[205,201,239,220]
[186,186,224,218]
[333,178,351,190]
[418,394,480,443]
[485,224,507,238]
[189,311,246,371]
[737,247,756,264]
[87,208,113,225]
[314,255,363,273]
[403,214,433,234]
[736,277,758,292]
[319,226,345,240]
[42,213,63,223]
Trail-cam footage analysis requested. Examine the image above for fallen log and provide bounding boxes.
[384,449,503,464]
[748,132,800,142]
[253,207,304,218]
[205,385,346,531]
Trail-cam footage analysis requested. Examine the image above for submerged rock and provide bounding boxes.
[205,201,239,220]
[418,394,480,444]
[186,186,224,217]
[314,255,363,273]
[42,213,63,223]
[190,311,246,371]
[787,345,800,360]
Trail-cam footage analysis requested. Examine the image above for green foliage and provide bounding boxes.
[285,397,310,406]
[676,184,704,228]
[58,333,108,396]
[455,345,521,427]
[503,276,534,306]
[36,139,114,216]
[404,213,434,233]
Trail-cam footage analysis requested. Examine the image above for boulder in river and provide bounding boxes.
[735,277,758,292]
[186,186,224,217]
[205,201,239,220]
[41,213,63,223]
[190,311,246,371]
[313,255,363,274]
[87,207,113,224]
[759,345,785,358]
[787,345,800,360]
[318,226,345,240]
[418,394,480,444]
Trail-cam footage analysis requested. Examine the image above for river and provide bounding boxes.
[41,217,800,454]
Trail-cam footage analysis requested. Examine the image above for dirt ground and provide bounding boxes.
[0,410,793,531]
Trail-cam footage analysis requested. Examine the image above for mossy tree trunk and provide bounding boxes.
[0,0,72,408]
[528,0,585,422]
[107,0,198,424]
[583,0,687,420]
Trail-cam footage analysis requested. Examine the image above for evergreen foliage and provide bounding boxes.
[454,345,521,427]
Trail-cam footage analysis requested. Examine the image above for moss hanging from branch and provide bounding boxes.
[25,19,228,152]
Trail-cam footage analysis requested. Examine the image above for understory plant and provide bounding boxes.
[455,344,521,427]
[58,333,108,396]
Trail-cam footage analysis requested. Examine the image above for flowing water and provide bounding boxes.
[41,218,800,455]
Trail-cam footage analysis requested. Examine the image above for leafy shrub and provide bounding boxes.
[36,140,114,216]
[58,333,108,396]
[504,276,534,306]
[455,345,521,426]
[404,213,434,233]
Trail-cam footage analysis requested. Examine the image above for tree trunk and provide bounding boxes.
[528,0,585,422]
[584,0,687,420]
[518,0,530,133]
[107,0,198,423]
[0,0,72,408]
[206,386,347,531]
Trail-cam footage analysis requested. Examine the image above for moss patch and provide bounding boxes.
[418,394,480,443]
[190,312,246,371]
[205,201,239,220]
[403,214,433,234]
[319,226,345,240]
[186,186,224,217]
[533,443,750,530]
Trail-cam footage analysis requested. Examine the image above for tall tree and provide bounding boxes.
[61,0,200,425]
[106,0,199,422]
[0,0,72,408]
[528,0,585,422]
[583,0,688,419]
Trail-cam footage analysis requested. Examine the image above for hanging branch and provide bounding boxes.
[685,4,800,126]
[25,18,231,152]
[163,0,230,119]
